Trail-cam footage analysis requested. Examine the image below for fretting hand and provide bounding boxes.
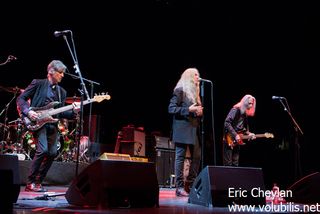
[72,102,80,113]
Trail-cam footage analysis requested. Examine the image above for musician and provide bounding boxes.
[16,60,80,192]
[168,68,203,197]
[223,94,256,167]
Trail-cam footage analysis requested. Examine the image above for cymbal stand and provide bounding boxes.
[0,90,18,153]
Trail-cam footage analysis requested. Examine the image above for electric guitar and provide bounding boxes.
[22,94,111,131]
[225,132,274,148]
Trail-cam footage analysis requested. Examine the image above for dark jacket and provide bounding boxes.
[16,79,73,119]
[168,87,200,145]
[224,107,249,140]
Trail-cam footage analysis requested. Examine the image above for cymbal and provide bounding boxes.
[0,85,23,94]
[65,97,81,104]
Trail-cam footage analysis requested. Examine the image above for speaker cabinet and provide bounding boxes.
[287,172,320,204]
[66,159,159,208]
[0,154,20,204]
[156,148,175,187]
[189,166,265,207]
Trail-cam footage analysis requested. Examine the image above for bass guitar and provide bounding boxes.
[225,132,274,148]
[22,94,111,131]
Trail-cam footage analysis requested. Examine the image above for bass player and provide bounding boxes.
[16,60,80,192]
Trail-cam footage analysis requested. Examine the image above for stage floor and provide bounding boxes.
[11,186,307,214]
[14,186,216,214]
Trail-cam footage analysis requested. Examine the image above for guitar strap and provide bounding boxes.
[57,85,61,104]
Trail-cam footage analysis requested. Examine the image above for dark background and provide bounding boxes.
[1,1,319,189]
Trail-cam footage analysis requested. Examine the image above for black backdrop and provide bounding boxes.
[1,1,319,189]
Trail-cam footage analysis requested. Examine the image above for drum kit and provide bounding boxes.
[0,84,90,162]
[54,118,91,163]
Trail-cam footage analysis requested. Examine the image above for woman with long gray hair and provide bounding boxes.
[168,68,203,197]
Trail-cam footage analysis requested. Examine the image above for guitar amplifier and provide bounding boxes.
[120,127,146,157]
[155,136,174,149]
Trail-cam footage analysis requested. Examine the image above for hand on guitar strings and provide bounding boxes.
[27,110,40,121]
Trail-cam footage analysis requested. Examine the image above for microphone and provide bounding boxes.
[272,96,285,100]
[54,30,71,37]
[8,55,17,60]
[199,78,212,83]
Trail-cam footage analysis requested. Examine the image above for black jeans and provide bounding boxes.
[27,124,59,184]
[223,141,240,166]
[175,139,201,189]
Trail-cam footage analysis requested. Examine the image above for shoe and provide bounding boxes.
[176,187,189,197]
[35,183,48,192]
[25,183,47,192]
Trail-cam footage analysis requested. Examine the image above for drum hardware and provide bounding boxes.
[79,136,90,162]
[1,118,32,160]
[55,134,75,162]
[0,86,21,154]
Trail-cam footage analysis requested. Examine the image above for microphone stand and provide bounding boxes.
[200,81,205,170]
[208,82,216,166]
[64,72,101,161]
[278,98,303,180]
[60,32,90,176]
[200,80,216,170]
[0,55,16,66]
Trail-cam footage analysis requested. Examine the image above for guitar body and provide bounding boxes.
[225,133,245,148]
[23,102,61,131]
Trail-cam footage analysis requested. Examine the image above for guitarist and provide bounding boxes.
[16,60,80,192]
[223,94,256,167]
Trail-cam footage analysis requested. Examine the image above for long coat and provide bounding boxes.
[168,87,200,145]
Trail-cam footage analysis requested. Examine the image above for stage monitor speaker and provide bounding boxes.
[0,154,20,204]
[189,166,265,207]
[66,159,159,208]
[287,172,320,204]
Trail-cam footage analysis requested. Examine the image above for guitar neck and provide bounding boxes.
[254,134,267,138]
[241,134,265,140]
[49,99,92,116]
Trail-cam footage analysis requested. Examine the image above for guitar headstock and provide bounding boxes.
[264,132,274,138]
[92,93,111,103]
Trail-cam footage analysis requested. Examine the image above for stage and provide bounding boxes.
[18,160,90,185]
[1,155,319,213]
[14,186,216,214]
[11,186,312,214]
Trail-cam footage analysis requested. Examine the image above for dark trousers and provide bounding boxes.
[27,124,59,184]
[223,141,240,166]
[175,140,201,189]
